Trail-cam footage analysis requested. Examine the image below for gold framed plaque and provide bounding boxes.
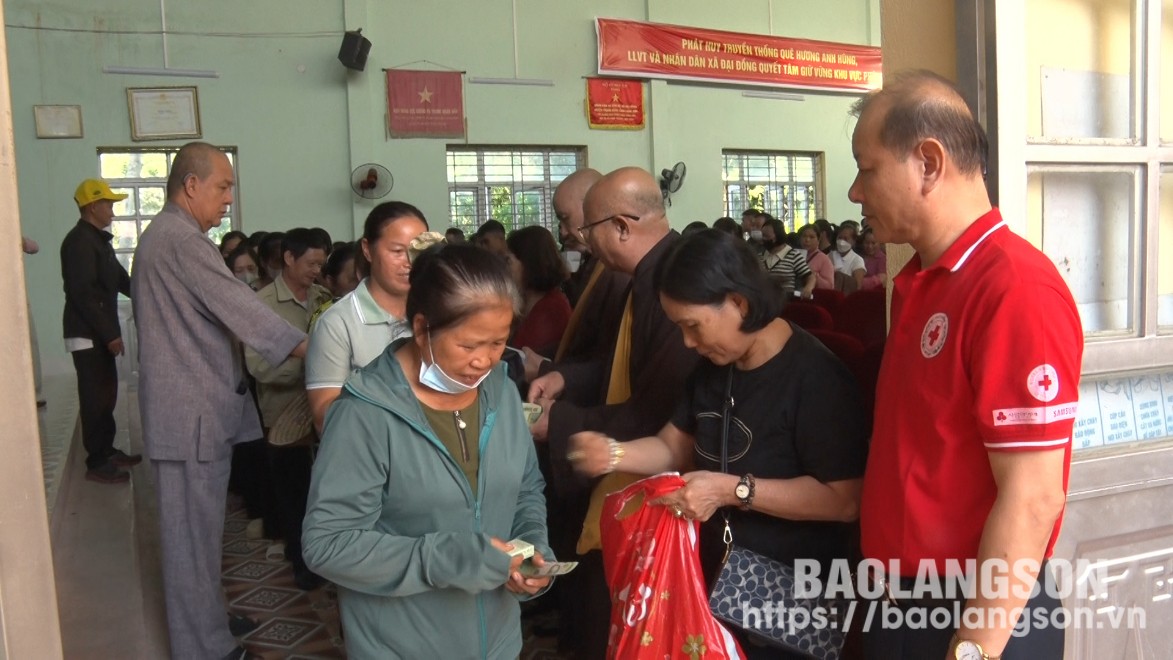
[127,86,201,141]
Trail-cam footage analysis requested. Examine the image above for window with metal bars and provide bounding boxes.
[446,146,586,234]
[97,147,239,273]
[721,150,825,233]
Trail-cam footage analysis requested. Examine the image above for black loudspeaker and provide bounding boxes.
[338,29,371,71]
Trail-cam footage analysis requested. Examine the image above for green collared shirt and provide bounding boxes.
[245,275,332,426]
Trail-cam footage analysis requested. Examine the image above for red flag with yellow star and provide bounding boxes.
[386,69,465,138]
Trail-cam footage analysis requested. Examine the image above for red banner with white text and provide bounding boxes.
[596,18,882,93]
[586,77,645,129]
[386,69,465,138]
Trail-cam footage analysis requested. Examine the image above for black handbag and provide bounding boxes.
[707,366,847,660]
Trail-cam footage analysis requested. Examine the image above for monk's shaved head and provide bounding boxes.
[554,168,603,210]
[167,142,225,198]
[552,168,603,251]
[579,167,670,275]
[584,167,665,221]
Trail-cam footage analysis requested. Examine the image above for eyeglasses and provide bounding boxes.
[577,213,640,241]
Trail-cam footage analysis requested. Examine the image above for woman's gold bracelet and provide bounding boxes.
[605,437,625,473]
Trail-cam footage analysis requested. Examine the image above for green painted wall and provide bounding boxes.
[8,0,878,368]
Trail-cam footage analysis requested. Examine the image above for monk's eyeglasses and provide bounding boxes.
[577,213,640,241]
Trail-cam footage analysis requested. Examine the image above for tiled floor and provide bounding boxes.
[222,501,346,658]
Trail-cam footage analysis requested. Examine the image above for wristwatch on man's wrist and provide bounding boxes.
[951,635,1000,660]
[734,473,755,510]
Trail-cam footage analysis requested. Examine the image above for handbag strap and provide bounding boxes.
[718,365,735,555]
[719,365,733,473]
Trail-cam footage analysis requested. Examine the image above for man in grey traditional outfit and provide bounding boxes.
[131,141,307,660]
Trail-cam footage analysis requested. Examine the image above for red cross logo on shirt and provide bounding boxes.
[928,325,942,345]
[1027,364,1060,403]
[920,313,949,358]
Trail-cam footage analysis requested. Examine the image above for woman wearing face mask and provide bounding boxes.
[225,244,264,291]
[303,243,554,659]
[830,225,866,291]
[760,215,815,300]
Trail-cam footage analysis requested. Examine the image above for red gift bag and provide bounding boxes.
[600,473,745,660]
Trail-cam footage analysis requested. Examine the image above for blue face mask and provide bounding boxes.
[418,330,490,394]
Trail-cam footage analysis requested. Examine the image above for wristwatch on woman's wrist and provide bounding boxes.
[734,473,755,510]
[950,634,1000,660]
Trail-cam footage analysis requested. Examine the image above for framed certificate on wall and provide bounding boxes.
[33,105,83,138]
[127,86,201,141]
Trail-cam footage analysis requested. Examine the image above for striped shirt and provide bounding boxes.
[762,245,812,295]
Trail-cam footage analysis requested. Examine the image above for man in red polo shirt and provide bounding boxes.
[852,71,1083,660]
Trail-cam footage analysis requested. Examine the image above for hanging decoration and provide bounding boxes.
[386,69,465,139]
[596,18,882,93]
[585,77,645,130]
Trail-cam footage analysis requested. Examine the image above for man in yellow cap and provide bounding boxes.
[61,178,139,483]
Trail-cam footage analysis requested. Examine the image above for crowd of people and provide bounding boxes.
[690,212,888,309]
[54,71,1082,660]
[694,211,888,299]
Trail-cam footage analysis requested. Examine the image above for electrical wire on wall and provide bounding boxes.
[4,24,343,39]
[9,0,346,77]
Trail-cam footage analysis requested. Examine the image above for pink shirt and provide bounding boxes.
[806,250,835,290]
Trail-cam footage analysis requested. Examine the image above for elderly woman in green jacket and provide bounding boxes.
[303,243,553,659]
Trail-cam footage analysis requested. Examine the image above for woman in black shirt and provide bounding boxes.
[569,229,870,659]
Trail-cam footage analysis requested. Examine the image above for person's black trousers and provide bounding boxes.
[72,346,119,470]
[267,442,315,577]
[229,438,277,534]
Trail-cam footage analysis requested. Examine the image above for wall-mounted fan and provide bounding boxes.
[351,163,394,199]
[659,161,686,205]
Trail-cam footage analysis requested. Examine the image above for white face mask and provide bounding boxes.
[236,271,258,286]
[563,250,582,273]
[418,330,490,394]
[836,239,853,254]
